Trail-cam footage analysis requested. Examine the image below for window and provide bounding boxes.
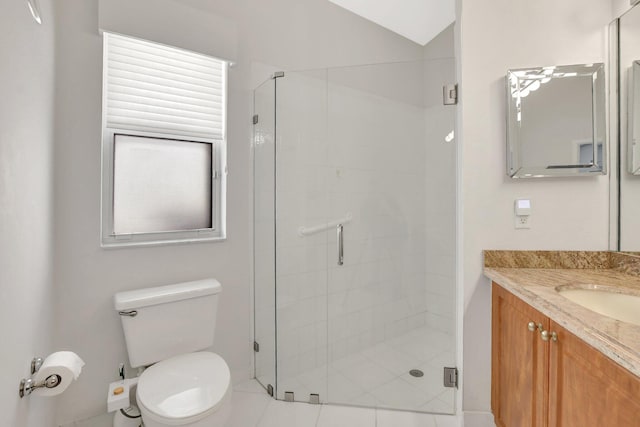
[101,32,227,246]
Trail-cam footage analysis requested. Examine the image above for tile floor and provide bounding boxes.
[231,379,461,427]
[68,325,456,427]
[275,325,456,413]
[67,378,460,427]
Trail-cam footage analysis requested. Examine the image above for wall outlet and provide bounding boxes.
[515,215,531,229]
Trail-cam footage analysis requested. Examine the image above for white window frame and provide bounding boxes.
[100,33,227,247]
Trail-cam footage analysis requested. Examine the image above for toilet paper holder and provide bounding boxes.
[19,357,61,398]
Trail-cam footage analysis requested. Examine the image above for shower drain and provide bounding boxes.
[409,369,424,378]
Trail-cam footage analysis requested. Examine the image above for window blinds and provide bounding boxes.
[104,32,226,141]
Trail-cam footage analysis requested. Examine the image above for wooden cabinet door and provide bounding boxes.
[548,321,640,427]
[492,283,549,427]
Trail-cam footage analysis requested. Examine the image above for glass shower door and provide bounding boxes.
[324,59,457,413]
[254,55,457,414]
[253,78,276,394]
[274,69,330,403]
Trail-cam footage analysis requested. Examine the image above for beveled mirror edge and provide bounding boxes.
[506,63,607,179]
[608,17,620,252]
[629,61,640,174]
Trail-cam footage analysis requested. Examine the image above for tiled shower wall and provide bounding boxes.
[423,57,457,337]
[326,64,429,362]
[275,70,330,394]
[271,58,456,399]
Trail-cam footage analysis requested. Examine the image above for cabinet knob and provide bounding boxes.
[527,321,536,332]
[541,330,559,342]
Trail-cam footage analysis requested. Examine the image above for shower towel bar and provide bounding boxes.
[298,213,353,237]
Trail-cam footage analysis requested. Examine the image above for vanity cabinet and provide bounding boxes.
[548,320,640,426]
[492,283,549,427]
[492,283,640,427]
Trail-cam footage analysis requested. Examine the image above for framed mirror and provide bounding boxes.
[506,63,606,178]
[629,61,640,175]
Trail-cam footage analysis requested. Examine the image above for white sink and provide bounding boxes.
[556,285,640,326]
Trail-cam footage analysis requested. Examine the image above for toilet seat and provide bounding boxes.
[137,351,231,426]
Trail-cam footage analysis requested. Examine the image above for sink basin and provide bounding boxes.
[556,285,640,326]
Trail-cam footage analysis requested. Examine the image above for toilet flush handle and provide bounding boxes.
[118,310,137,317]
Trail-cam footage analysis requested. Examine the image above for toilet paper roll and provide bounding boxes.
[32,351,85,396]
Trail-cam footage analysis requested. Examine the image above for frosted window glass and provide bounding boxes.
[112,134,212,234]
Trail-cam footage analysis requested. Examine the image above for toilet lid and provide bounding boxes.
[137,352,231,422]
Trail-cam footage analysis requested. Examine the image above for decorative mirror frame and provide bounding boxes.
[628,61,640,174]
[506,63,607,178]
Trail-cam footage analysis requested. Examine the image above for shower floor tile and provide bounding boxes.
[277,325,455,412]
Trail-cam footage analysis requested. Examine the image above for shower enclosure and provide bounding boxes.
[253,58,457,414]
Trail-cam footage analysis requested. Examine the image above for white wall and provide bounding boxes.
[0,1,56,426]
[613,0,634,19]
[52,0,423,424]
[458,0,612,422]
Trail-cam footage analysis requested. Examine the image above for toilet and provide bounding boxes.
[114,279,232,427]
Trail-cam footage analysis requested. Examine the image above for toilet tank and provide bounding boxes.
[114,279,221,368]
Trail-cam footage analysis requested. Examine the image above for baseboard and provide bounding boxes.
[463,411,495,427]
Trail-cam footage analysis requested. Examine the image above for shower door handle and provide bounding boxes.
[337,224,344,266]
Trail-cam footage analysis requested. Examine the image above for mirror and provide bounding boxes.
[506,63,606,178]
[617,5,640,251]
[629,61,640,175]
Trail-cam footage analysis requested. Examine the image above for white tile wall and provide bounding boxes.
[257,51,456,411]
[423,57,457,342]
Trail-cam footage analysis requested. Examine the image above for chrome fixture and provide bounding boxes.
[298,213,352,236]
[31,357,43,375]
[19,357,61,398]
[118,363,125,381]
[118,310,138,317]
[410,369,424,378]
[337,224,344,266]
[443,83,458,105]
[20,375,61,398]
[443,367,459,388]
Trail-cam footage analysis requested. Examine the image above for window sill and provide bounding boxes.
[100,234,227,249]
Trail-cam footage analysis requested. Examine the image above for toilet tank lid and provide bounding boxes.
[114,279,221,311]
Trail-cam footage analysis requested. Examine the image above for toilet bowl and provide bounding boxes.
[114,279,231,427]
[136,352,231,427]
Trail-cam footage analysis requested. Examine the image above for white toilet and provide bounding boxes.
[114,279,232,427]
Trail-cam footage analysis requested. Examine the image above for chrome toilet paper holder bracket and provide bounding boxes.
[19,356,61,398]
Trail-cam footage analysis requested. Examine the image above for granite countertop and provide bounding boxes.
[484,250,640,378]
